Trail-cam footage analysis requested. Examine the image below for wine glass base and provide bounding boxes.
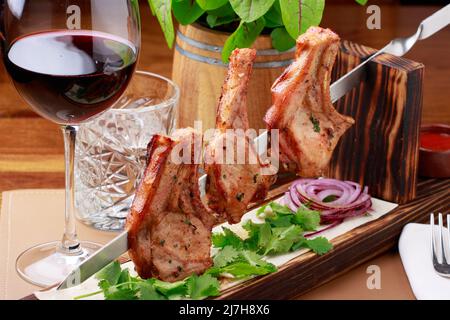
[16,241,102,288]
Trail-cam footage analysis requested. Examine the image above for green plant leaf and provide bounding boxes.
[186,273,221,299]
[230,0,276,22]
[95,261,122,285]
[139,281,167,300]
[212,227,244,249]
[264,225,303,254]
[264,1,283,28]
[322,195,338,203]
[279,0,325,39]
[279,0,300,39]
[148,0,175,48]
[206,2,235,16]
[355,0,368,5]
[257,222,272,249]
[103,287,138,300]
[222,18,265,62]
[300,0,325,34]
[208,262,275,278]
[152,278,188,298]
[117,269,137,291]
[172,0,205,25]
[196,0,228,10]
[207,14,240,28]
[240,250,276,272]
[266,213,292,227]
[242,220,272,251]
[292,209,321,231]
[292,236,333,255]
[269,202,294,215]
[148,0,156,15]
[241,222,259,251]
[271,27,295,52]
[213,245,240,267]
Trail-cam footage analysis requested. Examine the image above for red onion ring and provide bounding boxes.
[284,178,373,234]
[304,221,342,238]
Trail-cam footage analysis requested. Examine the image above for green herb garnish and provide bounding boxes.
[78,201,332,301]
[322,195,337,203]
[310,114,321,133]
[75,261,220,301]
[214,202,333,256]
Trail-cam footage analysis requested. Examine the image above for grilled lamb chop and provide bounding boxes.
[204,48,276,224]
[126,128,215,282]
[265,27,355,177]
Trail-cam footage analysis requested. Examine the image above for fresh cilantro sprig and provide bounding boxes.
[75,238,277,300]
[148,0,368,62]
[76,201,331,301]
[212,201,333,256]
[74,261,221,300]
[208,246,276,279]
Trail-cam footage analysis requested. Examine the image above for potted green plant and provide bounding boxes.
[147,0,367,129]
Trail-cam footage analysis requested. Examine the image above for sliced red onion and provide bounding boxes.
[284,192,298,212]
[284,178,373,228]
[317,189,343,202]
[289,187,302,207]
[304,221,342,238]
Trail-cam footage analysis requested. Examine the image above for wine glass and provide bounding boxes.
[0,0,141,287]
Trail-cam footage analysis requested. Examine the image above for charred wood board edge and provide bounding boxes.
[217,179,449,300]
[329,40,424,205]
[22,179,449,300]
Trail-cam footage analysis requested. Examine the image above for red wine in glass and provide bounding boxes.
[0,0,141,288]
[3,30,137,124]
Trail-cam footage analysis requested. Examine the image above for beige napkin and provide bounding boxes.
[0,190,116,300]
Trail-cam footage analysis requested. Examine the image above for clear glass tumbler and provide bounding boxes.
[75,71,179,231]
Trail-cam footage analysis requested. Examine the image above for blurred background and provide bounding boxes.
[0,0,448,192]
[1,0,448,124]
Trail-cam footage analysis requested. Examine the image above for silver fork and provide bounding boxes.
[331,4,450,103]
[430,213,450,278]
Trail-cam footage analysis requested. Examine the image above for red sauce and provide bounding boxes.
[420,132,450,152]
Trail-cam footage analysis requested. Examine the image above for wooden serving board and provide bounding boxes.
[22,177,449,300]
[217,177,449,300]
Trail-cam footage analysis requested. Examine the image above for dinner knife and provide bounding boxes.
[57,231,128,290]
[57,4,449,291]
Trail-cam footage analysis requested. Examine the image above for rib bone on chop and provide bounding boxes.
[265,27,355,177]
[204,48,276,225]
[126,128,216,281]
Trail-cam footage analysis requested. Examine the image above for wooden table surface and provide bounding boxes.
[1,3,449,300]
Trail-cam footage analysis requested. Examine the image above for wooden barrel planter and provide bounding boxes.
[172,23,294,130]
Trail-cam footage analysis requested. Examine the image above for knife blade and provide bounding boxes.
[57,231,128,290]
[58,5,449,291]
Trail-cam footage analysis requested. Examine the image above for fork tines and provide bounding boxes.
[430,213,450,277]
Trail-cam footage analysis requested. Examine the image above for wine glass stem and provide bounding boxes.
[59,125,82,254]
